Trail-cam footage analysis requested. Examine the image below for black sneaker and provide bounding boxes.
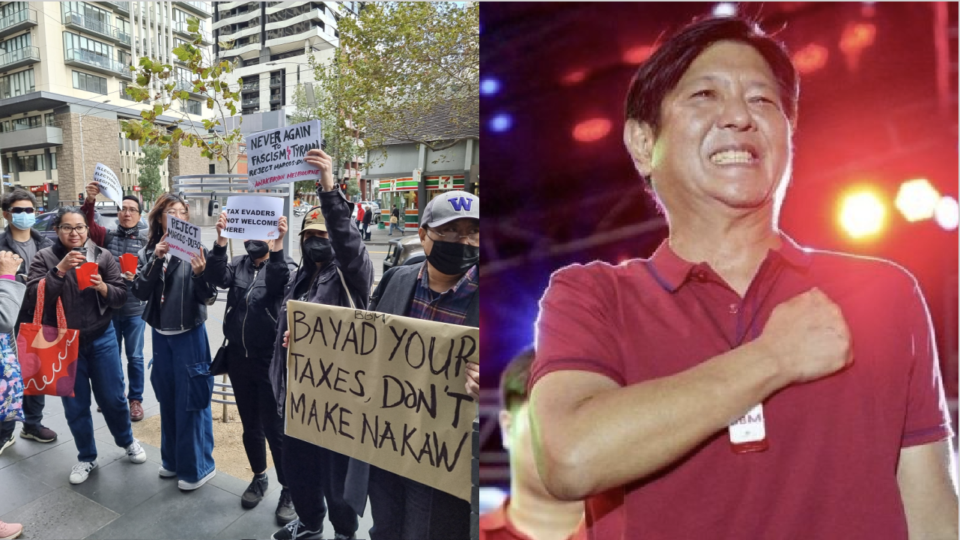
[333,534,356,540]
[0,432,14,456]
[270,519,322,540]
[275,487,298,526]
[241,473,268,509]
[20,424,57,443]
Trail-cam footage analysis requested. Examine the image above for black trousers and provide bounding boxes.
[226,344,286,486]
[369,466,471,540]
[282,433,359,535]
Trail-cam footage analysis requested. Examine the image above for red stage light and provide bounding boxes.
[561,69,587,85]
[573,118,612,143]
[895,179,940,222]
[935,197,959,231]
[838,189,886,239]
[840,22,877,53]
[623,45,654,65]
[792,43,829,75]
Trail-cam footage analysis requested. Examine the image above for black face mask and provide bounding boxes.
[426,240,479,276]
[303,236,335,265]
[244,240,269,260]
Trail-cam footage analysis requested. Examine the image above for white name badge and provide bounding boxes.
[729,403,766,444]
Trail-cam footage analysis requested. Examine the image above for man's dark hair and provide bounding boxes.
[2,189,37,212]
[625,17,799,183]
[52,206,86,230]
[500,347,535,412]
[122,195,142,214]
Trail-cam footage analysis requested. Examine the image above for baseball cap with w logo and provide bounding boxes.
[421,191,479,228]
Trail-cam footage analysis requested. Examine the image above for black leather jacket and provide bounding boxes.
[205,244,296,359]
[131,246,218,332]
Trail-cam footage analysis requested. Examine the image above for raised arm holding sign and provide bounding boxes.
[247,120,323,190]
[93,163,123,204]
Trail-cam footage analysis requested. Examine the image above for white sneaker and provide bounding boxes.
[159,465,176,478]
[178,469,216,491]
[69,461,99,484]
[125,440,147,464]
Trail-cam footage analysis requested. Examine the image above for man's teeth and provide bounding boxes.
[710,150,754,164]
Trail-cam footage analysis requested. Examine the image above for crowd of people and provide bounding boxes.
[0,145,480,540]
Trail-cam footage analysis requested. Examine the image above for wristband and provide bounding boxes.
[0,274,14,281]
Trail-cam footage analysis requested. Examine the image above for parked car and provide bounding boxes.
[95,201,119,216]
[382,235,425,274]
[33,210,106,241]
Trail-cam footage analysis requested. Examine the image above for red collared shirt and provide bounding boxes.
[480,498,587,540]
[531,235,952,540]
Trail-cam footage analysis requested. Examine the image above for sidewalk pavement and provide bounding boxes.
[360,221,412,246]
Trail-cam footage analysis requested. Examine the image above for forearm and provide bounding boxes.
[532,339,789,499]
[80,200,106,246]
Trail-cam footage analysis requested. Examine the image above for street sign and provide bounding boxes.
[132,186,141,192]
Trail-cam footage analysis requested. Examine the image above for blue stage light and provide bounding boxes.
[480,78,501,96]
[489,113,513,132]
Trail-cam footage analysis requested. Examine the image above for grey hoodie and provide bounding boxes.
[0,279,25,335]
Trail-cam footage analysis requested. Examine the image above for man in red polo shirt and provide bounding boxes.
[529,16,957,540]
[482,348,586,540]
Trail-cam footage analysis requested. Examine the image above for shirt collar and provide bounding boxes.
[418,263,479,297]
[647,232,812,292]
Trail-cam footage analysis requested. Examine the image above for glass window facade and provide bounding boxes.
[73,70,108,94]
[0,69,34,99]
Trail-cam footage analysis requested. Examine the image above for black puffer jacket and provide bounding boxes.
[205,244,296,359]
[131,245,218,332]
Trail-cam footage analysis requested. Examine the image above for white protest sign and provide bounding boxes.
[165,214,202,262]
[93,163,123,204]
[247,120,323,190]
[285,301,479,503]
[222,196,283,240]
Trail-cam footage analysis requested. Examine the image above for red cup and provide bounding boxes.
[119,253,138,275]
[76,262,99,290]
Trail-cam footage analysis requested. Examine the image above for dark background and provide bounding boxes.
[478,2,959,486]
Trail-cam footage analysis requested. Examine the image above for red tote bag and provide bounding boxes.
[18,278,80,397]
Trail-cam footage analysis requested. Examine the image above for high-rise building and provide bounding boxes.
[213,2,359,117]
[0,1,216,208]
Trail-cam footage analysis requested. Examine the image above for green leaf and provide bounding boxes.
[179,91,189,100]
[154,104,163,117]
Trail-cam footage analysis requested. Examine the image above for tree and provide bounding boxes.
[289,82,364,195]
[120,16,244,172]
[136,144,165,205]
[311,2,479,166]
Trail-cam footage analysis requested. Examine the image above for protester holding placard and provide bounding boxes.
[82,183,149,422]
[0,189,57,447]
[206,210,298,523]
[25,207,146,485]
[269,147,373,540]
[131,194,219,491]
[366,190,480,540]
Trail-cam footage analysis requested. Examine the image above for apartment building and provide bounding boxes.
[0,1,215,207]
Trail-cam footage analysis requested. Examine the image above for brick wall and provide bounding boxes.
[168,144,211,187]
[56,113,122,206]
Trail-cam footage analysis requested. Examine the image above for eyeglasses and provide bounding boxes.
[58,225,88,234]
[427,228,480,245]
[119,207,140,214]
[165,209,188,217]
[9,207,34,214]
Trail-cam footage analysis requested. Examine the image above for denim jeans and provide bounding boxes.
[150,326,215,483]
[369,466,471,540]
[113,312,146,403]
[388,223,403,235]
[62,322,134,463]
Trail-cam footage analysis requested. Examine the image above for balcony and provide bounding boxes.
[173,20,213,44]
[241,81,259,92]
[269,77,282,88]
[241,96,259,107]
[63,12,127,46]
[97,1,130,15]
[269,95,281,105]
[264,25,336,54]
[176,1,210,17]
[173,79,210,98]
[0,126,63,152]
[0,8,37,39]
[64,49,132,79]
[0,46,40,71]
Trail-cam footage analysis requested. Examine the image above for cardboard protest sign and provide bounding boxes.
[247,120,322,190]
[222,196,283,240]
[165,214,202,262]
[285,301,478,503]
[93,163,123,204]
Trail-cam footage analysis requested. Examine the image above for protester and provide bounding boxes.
[26,207,146,485]
[131,194,218,491]
[269,147,373,540]
[206,211,297,524]
[82,183,149,422]
[0,189,56,444]
[529,16,957,539]
[0,251,25,539]
[481,348,585,540]
[367,190,480,540]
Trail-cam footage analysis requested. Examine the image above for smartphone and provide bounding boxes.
[72,247,87,256]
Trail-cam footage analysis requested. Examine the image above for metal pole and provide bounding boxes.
[80,115,86,206]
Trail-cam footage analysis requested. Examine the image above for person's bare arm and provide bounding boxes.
[897,440,958,540]
[530,288,852,500]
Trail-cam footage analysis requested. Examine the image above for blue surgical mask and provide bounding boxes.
[11,212,35,230]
